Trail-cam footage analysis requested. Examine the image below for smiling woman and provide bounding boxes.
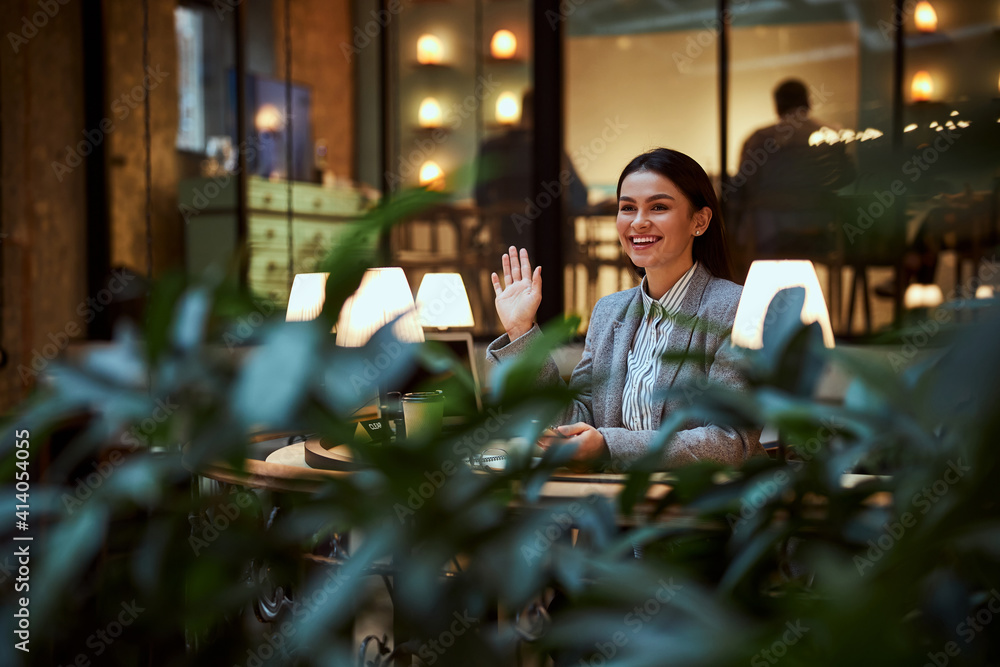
[487,148,764,471]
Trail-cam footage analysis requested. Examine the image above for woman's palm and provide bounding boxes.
[491,247,542,339]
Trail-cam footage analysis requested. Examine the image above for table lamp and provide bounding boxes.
[286,272,330,324]
[732,260,835,453]
[415,273,481,410]
[336,268,425,347]
[732,260,835,349]
[335,268,425,434]
[415,273,474,330]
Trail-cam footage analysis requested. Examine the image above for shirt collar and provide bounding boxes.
[640,262,698,319]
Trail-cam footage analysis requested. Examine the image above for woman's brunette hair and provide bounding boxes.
[616,148,733,281]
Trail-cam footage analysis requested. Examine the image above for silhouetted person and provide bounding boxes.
[732,79,856,259]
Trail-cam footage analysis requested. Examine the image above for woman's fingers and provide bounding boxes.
[558,422,592,436]
[508,246,522,282]
[491,272,502,296]
[501,253,512,287]
[520,247,532,279]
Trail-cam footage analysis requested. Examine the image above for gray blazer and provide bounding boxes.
[486,263,765,469]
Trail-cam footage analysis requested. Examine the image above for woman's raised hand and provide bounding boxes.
[491,246,542,341]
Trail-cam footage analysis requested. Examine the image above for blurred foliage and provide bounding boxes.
[3,188,1000,667]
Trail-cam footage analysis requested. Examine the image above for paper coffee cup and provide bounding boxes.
[401,390,445,441]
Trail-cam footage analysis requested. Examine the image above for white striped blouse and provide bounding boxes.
[621,262,698,431]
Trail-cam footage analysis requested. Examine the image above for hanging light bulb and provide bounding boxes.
[416,34,444,65]
[911,71,934,102]
[418,98,443,128]
[495,92,520,125]
[490,29,517,59]
[419,161,444,189]
[914,2,938,33]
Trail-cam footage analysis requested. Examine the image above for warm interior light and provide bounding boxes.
[336,268,424,347]
[418,97,443,128]
[255,104,284,132]
[904,284,944,309]
[495,92,520,125]
[419,161,444,189]
[914,1,938,32]
[415,273,475,329]
[911,71,934,102]
[490,29,517,59]
[976,285,995,299]
[904,123,918,133]
[732,260,835,349]
[416,34,443,65]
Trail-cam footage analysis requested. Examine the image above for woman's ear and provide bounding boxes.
[693,206,712,236]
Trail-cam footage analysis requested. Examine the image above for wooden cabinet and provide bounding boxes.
[181,176,368,305]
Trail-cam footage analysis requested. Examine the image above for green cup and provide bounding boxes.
[401,390,445,442]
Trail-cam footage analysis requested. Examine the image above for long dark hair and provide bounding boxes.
[616,148,733,282]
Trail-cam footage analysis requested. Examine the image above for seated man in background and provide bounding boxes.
[732,79,856,262]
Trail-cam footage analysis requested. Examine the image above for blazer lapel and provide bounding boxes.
[605,290,644,428]
[650,264,711,429]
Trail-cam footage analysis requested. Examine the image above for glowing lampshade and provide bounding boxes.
[255,104,284,132]
[914,2,937,32]
[732,260,835,349]
[976,285,995,299]
[419,161,444,189]
[904,283,944,309]
[490,29,517,59]
[286,272,330,324]
[496,92,520,125]
[911,71,934,102]
[416,34,443,65]
[336,268,425,347]
[418,97,443,128]
[415,273,475,329]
